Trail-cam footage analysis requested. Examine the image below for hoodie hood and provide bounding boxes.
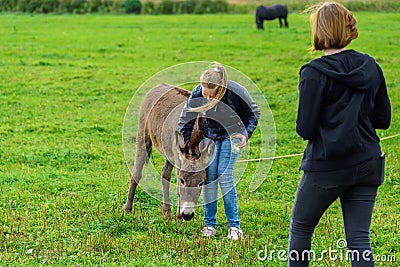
[304,50,378,92]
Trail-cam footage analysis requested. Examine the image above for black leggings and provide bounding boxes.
[288,155,385,267]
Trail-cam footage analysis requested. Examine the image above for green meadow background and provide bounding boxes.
[0,11,399,267]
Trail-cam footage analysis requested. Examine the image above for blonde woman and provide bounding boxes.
[178,63,260,240]
[289,2,391,266]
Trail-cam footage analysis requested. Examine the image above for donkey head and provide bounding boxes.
[175,118,214,221]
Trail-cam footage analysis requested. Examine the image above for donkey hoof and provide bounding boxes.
[123,204,132,213]
[163,213,172,221]
[162,209,172,220]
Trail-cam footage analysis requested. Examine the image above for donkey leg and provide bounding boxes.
[284,17,289,27]
[124,160,145,213]
[161,161,174,220]
[279,17,283,28]
[124,135,151,213]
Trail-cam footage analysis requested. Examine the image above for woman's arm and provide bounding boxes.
[296,67,324,140]
[372,66,391,129]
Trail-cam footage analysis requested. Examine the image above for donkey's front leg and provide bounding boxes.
[124,136,150,213]
[161,161,173,220]
[124,157,146,213]
[124,170,140,213]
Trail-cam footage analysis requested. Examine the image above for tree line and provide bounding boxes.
[0,0,398,15]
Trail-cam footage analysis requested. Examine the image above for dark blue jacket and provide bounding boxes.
[297,50,391,171]
[178,80,260,145]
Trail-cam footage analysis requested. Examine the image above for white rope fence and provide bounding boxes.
[237,133,400,163]
[380,133,400,141]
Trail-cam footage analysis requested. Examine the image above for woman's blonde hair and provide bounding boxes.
[309,2,358,52]
[189,62,227,113]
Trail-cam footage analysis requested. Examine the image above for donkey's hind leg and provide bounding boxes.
[124,134,152,213]
[161,160,174,220]
[278,17,283,28]
[284,17,289,27]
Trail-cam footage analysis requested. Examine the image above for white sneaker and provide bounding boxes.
[202,226,216,237]
[227,227,243,240]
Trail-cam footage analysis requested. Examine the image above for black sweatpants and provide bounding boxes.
[288,154,385,267]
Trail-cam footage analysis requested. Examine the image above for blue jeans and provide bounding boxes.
[203,138,240,229]
[288,154,385,267]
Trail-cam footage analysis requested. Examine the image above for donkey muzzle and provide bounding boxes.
[179,202,196,221]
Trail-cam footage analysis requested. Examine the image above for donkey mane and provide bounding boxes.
[171,85,191,97]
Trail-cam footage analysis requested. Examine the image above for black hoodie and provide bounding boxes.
[296,49,391,171]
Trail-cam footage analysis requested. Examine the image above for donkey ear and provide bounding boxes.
[195,115,204,130]
[186,115,204,148]
[175,130,186,153]
[188,130,202,148]
[200,138,215,164]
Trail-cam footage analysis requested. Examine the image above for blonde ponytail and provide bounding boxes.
[189,63,227,113]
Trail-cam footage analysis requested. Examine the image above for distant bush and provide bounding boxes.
[142,0,228,15]
[193,0,228,14]
[344,0,400,12]
[142,0,154,14]
[156,0,174,14]
[122,0,141,14]
[0,0,124,13]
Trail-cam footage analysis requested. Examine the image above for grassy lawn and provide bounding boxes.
[0,12,399,266]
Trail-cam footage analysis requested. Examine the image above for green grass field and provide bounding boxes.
[0,12,399,266]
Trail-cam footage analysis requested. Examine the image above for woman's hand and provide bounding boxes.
[236,133,247,148]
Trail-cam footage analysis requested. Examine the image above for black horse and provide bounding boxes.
[255,4,289,29]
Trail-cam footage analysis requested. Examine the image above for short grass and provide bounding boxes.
[0,12,399,266]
